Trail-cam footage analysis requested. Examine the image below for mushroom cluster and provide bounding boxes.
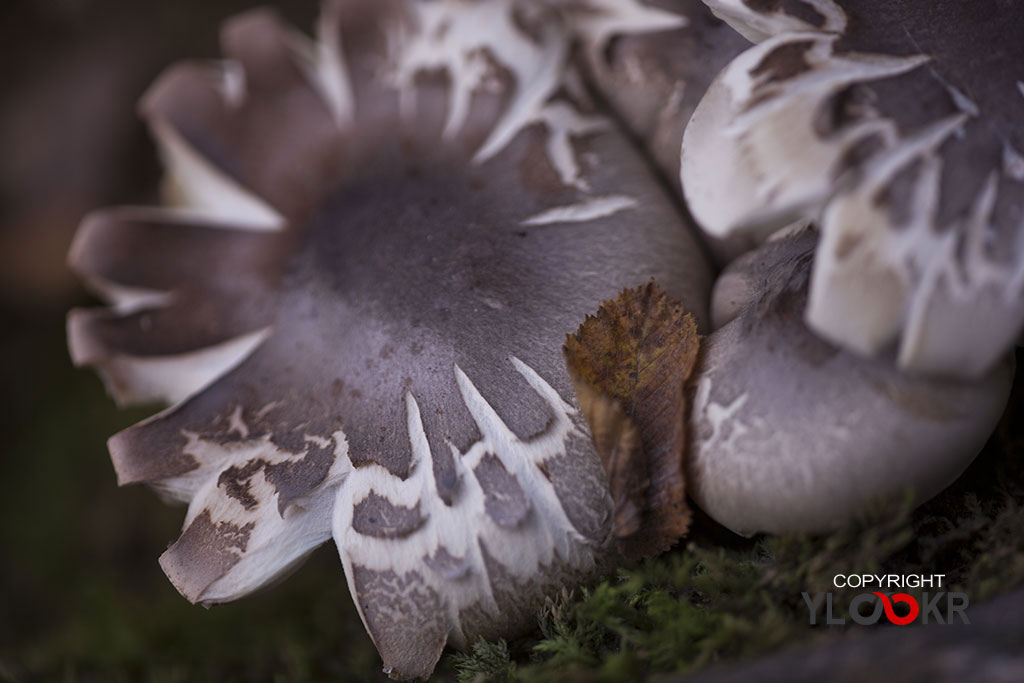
[68,0,1018,679]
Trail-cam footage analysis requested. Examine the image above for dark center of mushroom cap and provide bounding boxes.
[111,122,703,525]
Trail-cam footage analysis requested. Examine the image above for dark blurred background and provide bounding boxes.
[0,2,390,680]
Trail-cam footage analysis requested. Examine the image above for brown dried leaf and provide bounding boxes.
[564,282,700,559]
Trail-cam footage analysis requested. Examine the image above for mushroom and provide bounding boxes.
[680,0,1024,378]
[569,0,755,262]
[561,0,1016,533]
[688,227,1014,535]
[66,0,1018,678]
[68,1,712,679]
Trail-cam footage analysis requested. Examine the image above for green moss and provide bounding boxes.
[451,639,516,682]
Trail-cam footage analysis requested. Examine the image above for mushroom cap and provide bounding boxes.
[688,229,1014,536]
[572,0,754,263]
[67,1,711,679]
[65,0,1014,675]
[680,0,1024,379]
[701,0,847,44]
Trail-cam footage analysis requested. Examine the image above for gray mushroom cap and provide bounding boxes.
[67,1,712,679]
[571,0,754,263]
[681,0,1024,379]
[689,229,1014,536]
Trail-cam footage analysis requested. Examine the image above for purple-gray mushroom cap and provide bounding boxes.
[682,0,1024,379]
[66,1,713,679]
